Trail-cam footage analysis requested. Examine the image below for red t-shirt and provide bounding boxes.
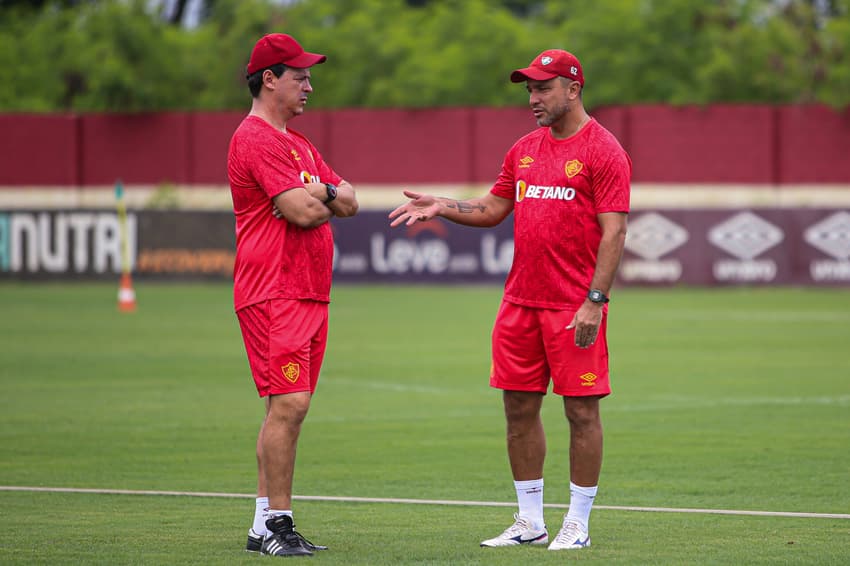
[490,119,631,309]
[227,115,342,311]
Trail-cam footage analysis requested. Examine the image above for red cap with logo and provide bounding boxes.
[246,33,327,76]
[510,49,584,85]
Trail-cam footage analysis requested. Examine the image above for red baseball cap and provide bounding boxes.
[510,49,584,85]
[246,33,327,76]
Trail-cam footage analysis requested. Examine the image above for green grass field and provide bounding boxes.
[1,282,849,565]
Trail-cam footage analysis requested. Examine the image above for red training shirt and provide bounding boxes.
[227,115,342,311]
[490,118,631,309]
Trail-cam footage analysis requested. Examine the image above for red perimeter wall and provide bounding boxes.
[1,104,849,186]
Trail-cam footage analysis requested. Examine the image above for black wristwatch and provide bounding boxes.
[587,289,609,304]
[323,182,338,204]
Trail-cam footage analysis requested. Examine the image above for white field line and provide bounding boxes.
[1,486,848,520]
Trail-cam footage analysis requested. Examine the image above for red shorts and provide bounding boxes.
[236,299,328,397]
[490,301,610,397]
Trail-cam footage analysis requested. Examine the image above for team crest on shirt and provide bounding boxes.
[518,156,534,169]
[281,362,301,383]
[565,159,584,178]
[290,149,301,161]
[579,372,597,386]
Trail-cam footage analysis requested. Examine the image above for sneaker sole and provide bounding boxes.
[480,536,549,547]
[548,538,591,550]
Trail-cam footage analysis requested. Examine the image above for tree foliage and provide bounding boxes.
[0,0,848,111]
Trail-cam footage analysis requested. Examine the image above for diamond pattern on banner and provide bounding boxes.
[708,212,784,260]
[625,212,689,260]
[804,211,850,261]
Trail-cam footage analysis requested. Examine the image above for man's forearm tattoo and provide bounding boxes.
[446,200,486,214]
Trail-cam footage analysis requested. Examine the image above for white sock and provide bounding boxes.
[268,509,293,519]
[252,497,269,535]
[514,478,545,529]
[565,482,598,531]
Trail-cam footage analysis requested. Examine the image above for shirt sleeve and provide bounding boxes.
[305,140,343,187]
[251,133,305,200]
[592,140,632,213]
[490,148,517,200]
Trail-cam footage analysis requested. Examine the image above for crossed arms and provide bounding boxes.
[272,180,358,227]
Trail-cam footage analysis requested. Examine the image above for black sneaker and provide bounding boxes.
[245,528,264,553]
[262,515,313,557]
[291,529,328,552]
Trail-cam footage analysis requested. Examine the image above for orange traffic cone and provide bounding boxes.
[118,273,137,312]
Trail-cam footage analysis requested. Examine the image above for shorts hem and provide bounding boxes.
[267,387,313,396]
[553,388,611,398]
[489,382,548,395]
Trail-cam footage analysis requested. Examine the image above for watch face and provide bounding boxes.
[588,290,606,303]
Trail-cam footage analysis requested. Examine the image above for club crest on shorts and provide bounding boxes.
[281,362,301,383]
[579,372,597,386]
[565,159,584,178]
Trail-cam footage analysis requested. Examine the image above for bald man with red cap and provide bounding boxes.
[390,49,631,552]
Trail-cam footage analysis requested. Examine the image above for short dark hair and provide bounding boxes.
[247,63,287,98]
[558,75,583,98]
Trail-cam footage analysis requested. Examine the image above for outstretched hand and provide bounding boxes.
[388,190,441,227]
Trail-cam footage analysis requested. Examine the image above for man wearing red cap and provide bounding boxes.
[390,49,631,552]
[228,33,359,557]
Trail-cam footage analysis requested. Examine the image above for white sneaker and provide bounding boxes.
[480,513,548,547]
[548,517,590,550]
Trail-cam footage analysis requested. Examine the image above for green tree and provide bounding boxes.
[189,0,289,110]
[65,1,193,110]
[0,5,74,111]
[0,0,847,111]
[539,0,850,108]
[815,0,850,107]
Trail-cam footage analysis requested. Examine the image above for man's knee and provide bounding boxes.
[564,396,601,428]
[267,391,312,425]
[503,390,543,424]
